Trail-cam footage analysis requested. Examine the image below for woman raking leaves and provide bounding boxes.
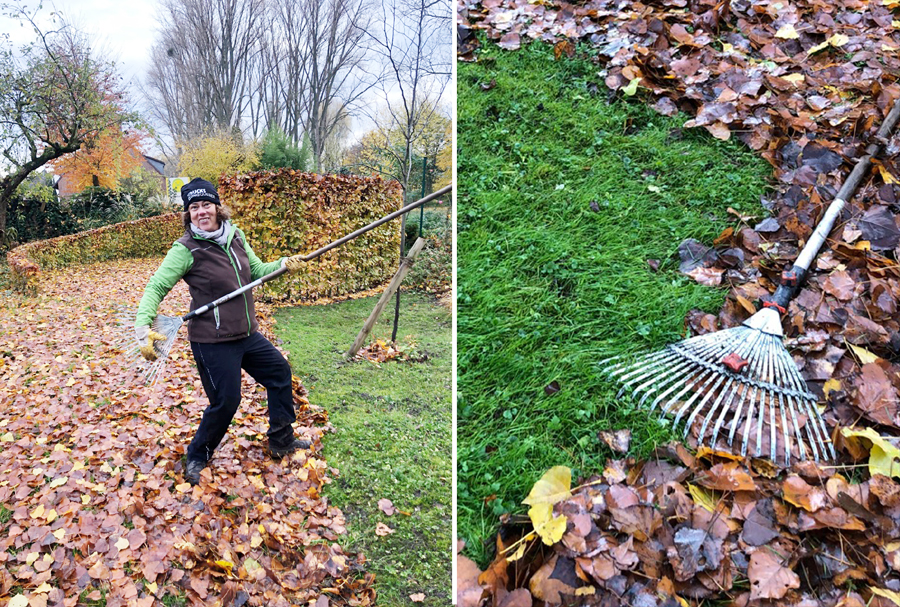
[134,178,308,486]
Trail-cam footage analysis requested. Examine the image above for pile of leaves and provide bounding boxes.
[0,258,374,606]
[6,213,183,290]
[354,338,431,365]
[220,171,403,303]
[458,444,900,607]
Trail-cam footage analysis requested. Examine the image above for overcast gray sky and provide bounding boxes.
[2,0,159,96]
[1,0,452,162]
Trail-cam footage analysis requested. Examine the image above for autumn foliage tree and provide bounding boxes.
[49,128,148,193]
[0,3,137,244]
[176,130,260,187]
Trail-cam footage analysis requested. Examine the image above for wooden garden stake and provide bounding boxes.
[346,237,426,358]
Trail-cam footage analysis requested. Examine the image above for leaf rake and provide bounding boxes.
[119,185,451,385]
[601,98,900,465]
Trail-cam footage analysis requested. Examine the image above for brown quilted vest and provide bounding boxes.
[177,229,259,343]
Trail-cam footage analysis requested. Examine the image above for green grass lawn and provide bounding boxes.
[275,292,451,606]
[457,40,772,565]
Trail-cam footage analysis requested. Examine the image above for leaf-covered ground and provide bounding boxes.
[458,447,900,607]
[0,258,373,606]
[458,0,900,602]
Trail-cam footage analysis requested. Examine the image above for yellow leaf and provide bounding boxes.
[49,476,68,488]
[823,379,841,397]
[9,595,29,607]
[893,20,900,27]
[849,344,880,364]
[250,535,263,548]
[828,33,849,47]
[45,509,57,523]
[175,482,192,493]
[215,559,234,575]
[115,537,129,550]
[622,78,640,96]
[72,461,85,472]
[81,495,90,505]
[244,557,262,573]
[575,587,596,596]
[26,552,40,566]
[877,164,899,184]
[506,533,535,562]
[528,503,568,545]
[871,587,900,606]
[53,528,65,540]
[0,432,13,442]
[34,582,52,593]
[775,24,800,39]
[722,43,734,53]
[522,466,572,506]
[65,378,76,387]
[841,427,900,479]
[782,73,805,85]
[807,40,830,54]
[688,483,722,513]
[146,581,158,595]
[31,504,45,519]
[884,44,899,52]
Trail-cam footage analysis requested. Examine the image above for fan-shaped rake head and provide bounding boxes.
[114,311,184,385]
[600,308,835,466]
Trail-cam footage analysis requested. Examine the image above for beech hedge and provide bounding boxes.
[8,172,405,302]
[6,213,183,291]
[219,170,403,302]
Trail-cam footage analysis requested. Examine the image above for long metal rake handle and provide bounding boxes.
[768,97,900,310]
[184,184,452,322]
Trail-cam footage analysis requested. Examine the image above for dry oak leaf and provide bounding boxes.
[375,523,395,536]
[599,429,632,454]
[695,462,757,491]
[409,593,425,602]
[498,589,533,607]
[748,549,800,600]
[378,498,396,516]
[457,552,486,607]
[782,475,829,512]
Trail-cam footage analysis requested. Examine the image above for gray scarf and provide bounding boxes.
[191,220,232,247]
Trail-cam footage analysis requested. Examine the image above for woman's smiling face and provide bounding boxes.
[189,200,220,231]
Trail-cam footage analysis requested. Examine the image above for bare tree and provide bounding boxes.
[145,0,266,145]
[364,0,451,196]
[0,3,134,243]
[145,0,378,171]
[298,0,377,171]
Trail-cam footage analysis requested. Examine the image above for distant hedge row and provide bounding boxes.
[7,213,184,289]
[8,172,404,302]
[220,170,403,302]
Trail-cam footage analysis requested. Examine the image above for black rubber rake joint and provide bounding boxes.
[763,264,809,314]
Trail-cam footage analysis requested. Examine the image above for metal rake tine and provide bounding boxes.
[697,328,767,446]
[772,351,810,462]
[678,372,728,436]
[777,346,832,460]
[727,329,773,453]
[627,355,701,403]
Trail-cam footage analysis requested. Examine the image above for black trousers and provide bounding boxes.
[187,331,296,463]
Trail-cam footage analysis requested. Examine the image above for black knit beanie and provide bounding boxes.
[181,178,221,211]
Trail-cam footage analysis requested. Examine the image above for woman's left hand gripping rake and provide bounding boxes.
[120,186,451,385]
[600,98,900,466]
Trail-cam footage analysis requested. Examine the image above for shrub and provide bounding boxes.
[7,213,183,290]
[219,170,403,302]
[177,130,260,186]
[258,126,311,171]
[404,206,451,248]
[407,228,451,294]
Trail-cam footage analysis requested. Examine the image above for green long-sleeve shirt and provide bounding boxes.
[136,225,283,327]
